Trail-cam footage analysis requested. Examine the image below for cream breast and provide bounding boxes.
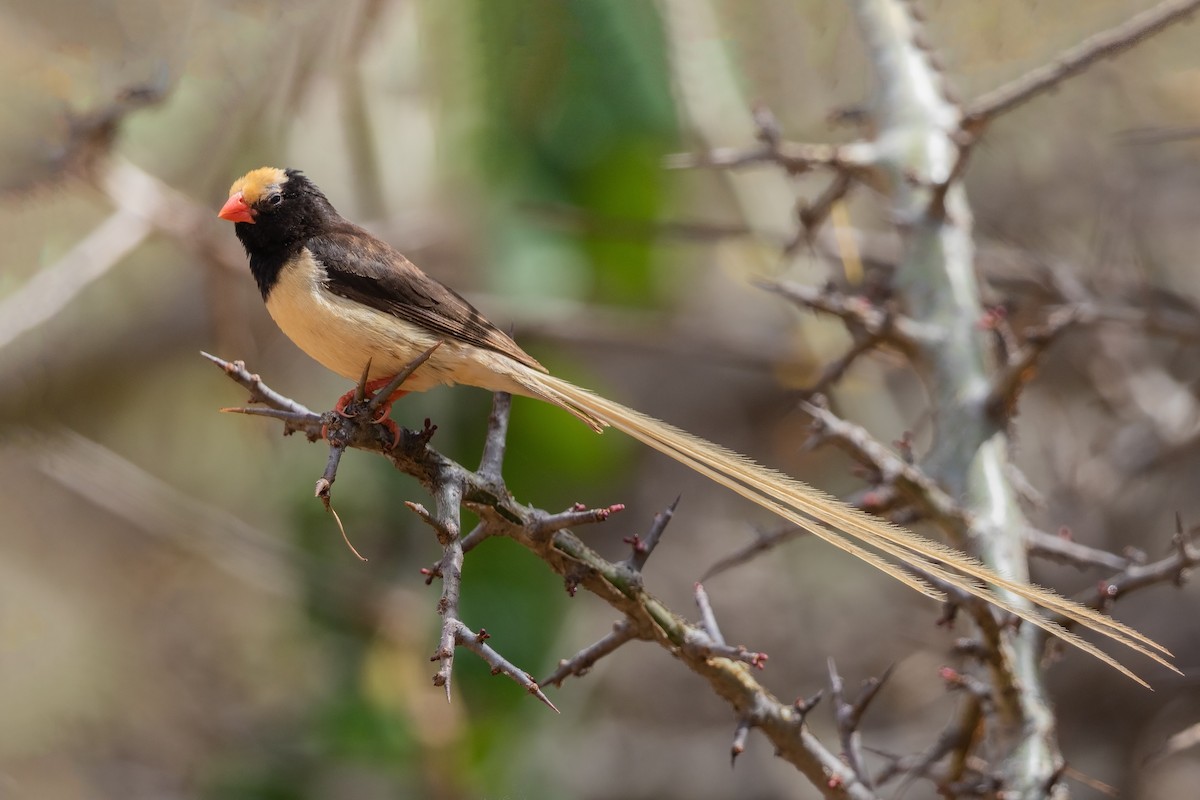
[263,250,531,396]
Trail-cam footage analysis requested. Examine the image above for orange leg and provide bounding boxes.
[325,376,410,446]
[333,377,410,420]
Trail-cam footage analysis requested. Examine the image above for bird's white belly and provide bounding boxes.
[264,250,524,394]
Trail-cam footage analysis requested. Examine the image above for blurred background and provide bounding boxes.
[2,1,1200,798]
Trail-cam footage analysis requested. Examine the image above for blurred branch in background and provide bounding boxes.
[0,206,152,352]
[667,0,1200,796]
[10,426,298,594]
[964,0,1200,126]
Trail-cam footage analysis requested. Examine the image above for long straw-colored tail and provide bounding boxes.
[510,367,1175,687]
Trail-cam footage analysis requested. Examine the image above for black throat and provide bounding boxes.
[234,170,339,299]
[241,234,304,300]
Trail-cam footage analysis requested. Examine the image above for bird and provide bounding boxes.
[219,166,1171,685]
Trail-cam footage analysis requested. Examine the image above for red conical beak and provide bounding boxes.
[218,191,255,224]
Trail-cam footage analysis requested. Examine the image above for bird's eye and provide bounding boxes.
[267,194,283,206]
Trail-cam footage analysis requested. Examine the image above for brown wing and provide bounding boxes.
[307,224,547,373]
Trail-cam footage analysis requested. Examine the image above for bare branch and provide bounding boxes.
[800,332,888,400]
[21,427,299,594]
[530,503,626,541]
[693,583,726,645]
[872,696,983,791]
[478,392,512,480]
[829,658,893,790]
[680,591,769,671]
[701,524,806,582]
[1025,527,1131,572]
[622,497,679,572]
[202,352,318,418]
[0,210,153,353]
[541,619,641,688]
[365,341,443,416]
[0,77,165,362]
[1091,516,1199,610]
[730,717,752,766]
[966,0,1200,124]
[985,305,1086,419]
[210,357,878,792]
[801,400,971,538]
[420,477,466,700]
[667,138,878,177]
[757,279,921,347]
[421,523,492,584]
[446,621,558,713]
[794,173,857,249]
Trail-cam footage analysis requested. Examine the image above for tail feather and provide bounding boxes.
[509,367,1175,686]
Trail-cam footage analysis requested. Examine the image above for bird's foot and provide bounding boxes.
[378,418,402,450]
[323,377,409,447]
[334,377,410,421]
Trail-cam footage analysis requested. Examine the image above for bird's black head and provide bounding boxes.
[219,167,339,297]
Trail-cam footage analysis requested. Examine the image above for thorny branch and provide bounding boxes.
[829,659,894,790]
[676,2,1200,792]
[208,353,877,799]
[870,696,984,794]
[801,399,970,537]
[212,352,1185,798]
[1090,514,1200,613]
[964,0,1200,126]
[541,619,640,688]
[984,305,1086,419]
[665,105,878,177]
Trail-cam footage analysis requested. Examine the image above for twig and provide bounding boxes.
[478,392,512,480]
[1006,463,1046,510]
[210,353,558,713]
[203,352,318,417]
[829,658,893,789]
[791,173,857,252]
[801,332,887,400]
[693,583,726,645]
[801,400,971,538]
[794,690,824,723]
[1062,766,1119,798]
[0,83,175,353]
[1091,515,1199,611]
[701,524,806,582]
[938,666,994,705]
[1142,719,1200,767]
[538,528,862,793]
[622,497,679,571]
[421,523,492,584]
[530,503,626,541]
[22,426,298,594]
[364,341,443,416]
[447,620,558,713]
[314,444,366,562]
[985,305,1085,419]
[965,0,1200,125]
[0,210,153,353]
[667,139,878,176]
[680,591,769,671]
[419,477,467,701]
[872,695,983,791]
[541,619,640,688]
[731,717,752,766]
[1025,527,1131,572]
[756,279,920,346]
